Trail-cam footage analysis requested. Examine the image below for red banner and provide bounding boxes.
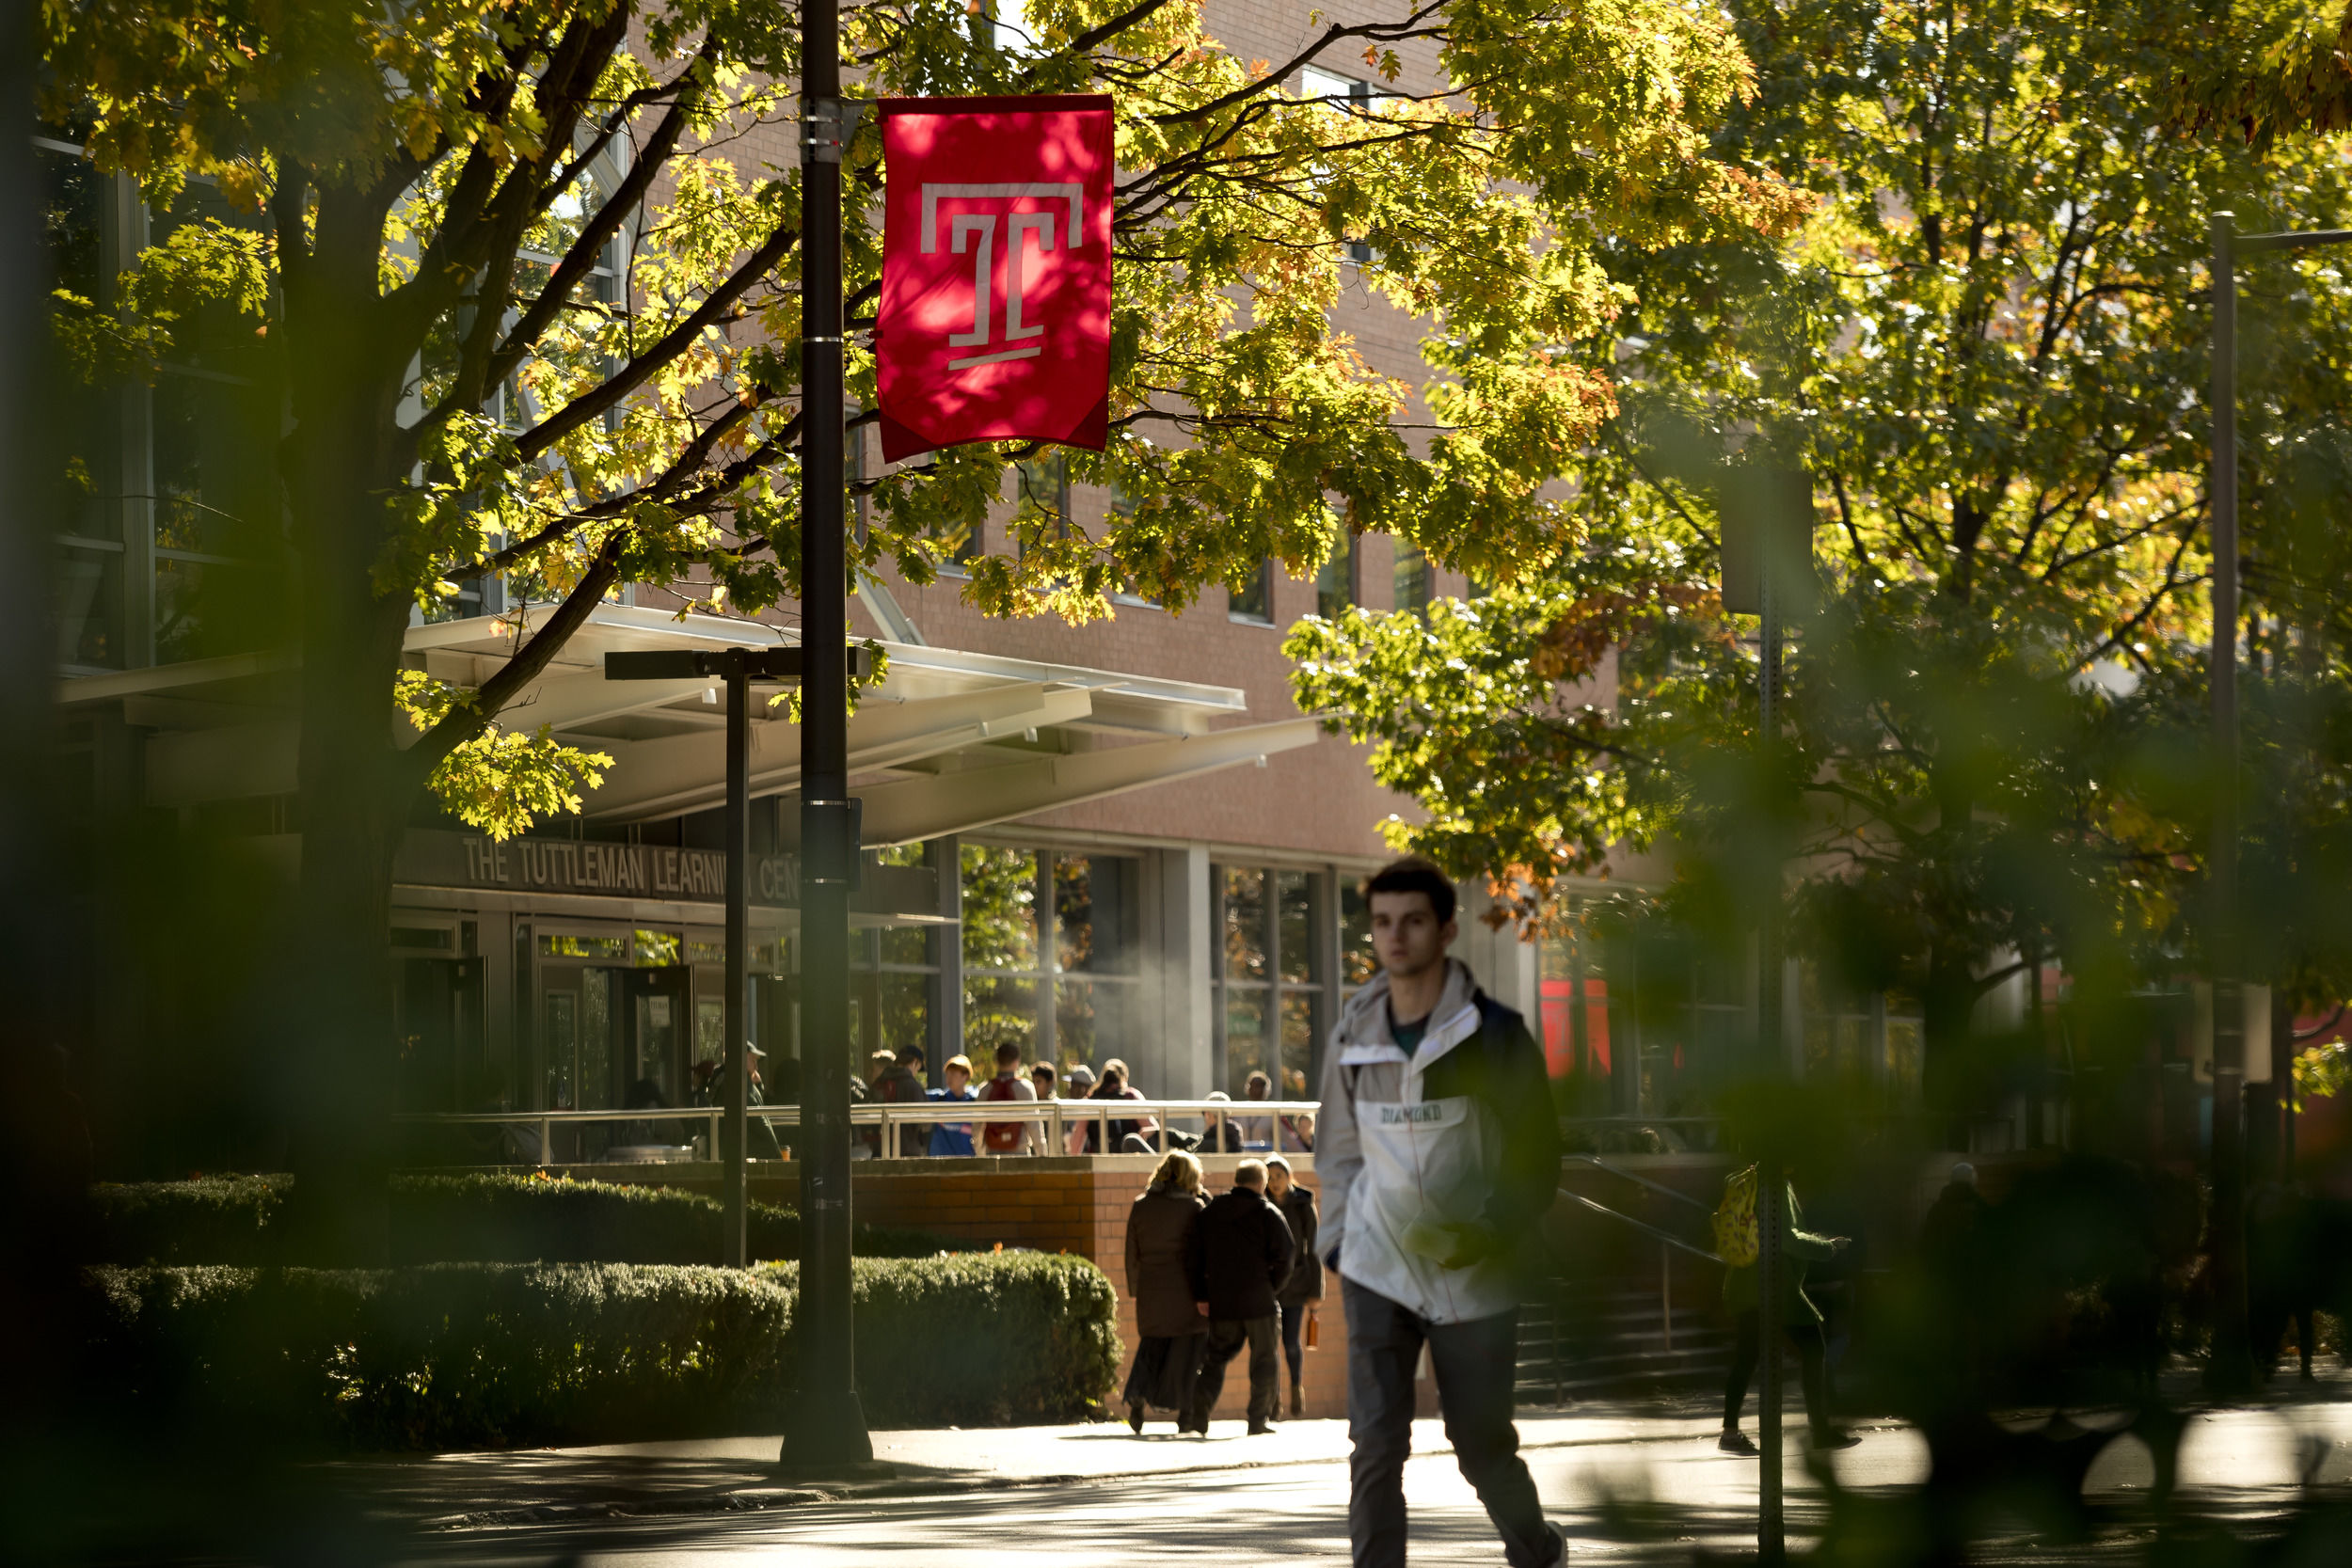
[876,95,1114,463]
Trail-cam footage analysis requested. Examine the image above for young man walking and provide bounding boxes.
[1318,857,1566,1568]
[1193,1157,1295,1434]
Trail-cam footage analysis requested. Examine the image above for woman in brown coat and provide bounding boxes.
[1121,1148,1208,1433]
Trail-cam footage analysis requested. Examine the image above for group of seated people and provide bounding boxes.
[856,1041,1313,1158]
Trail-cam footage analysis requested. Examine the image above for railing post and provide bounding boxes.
[540,1116,552,1169]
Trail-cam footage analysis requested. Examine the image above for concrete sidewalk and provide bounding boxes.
[310,1408,1728,1531]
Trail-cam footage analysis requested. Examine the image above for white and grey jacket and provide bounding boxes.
[1315,959,1560,1324]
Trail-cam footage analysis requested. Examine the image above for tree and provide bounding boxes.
[1290,0,2352,1102]
[40,0,1797,1217]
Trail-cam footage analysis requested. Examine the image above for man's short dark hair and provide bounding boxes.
[897,1045,926,1068]
[995,1041,1023,1067]
[1362,856,1456,926]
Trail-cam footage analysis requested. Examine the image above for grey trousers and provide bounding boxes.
[1343,1276,1553,1568]
[1199,1314,1282,1427]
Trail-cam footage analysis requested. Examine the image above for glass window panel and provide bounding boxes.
[152,373,267,557]
[694,997,725,1068]
[961,845,1039,971]
[1278,870,1315,983]
[1279,991,1316,1100]
[541,932,627,960]
[1056,854,1139,975]
[878,925,931,967]
[634,991,675,1101]
[40,146,104,302]
[544,992,577,1110]
[633,929,683,967]
[153,553,279,665]
[55,546,122,668]
[1228,558,1273,622]
[1220,866,1267,982]
[1057,977,1096,1068]
[1225,985,1270,1095]
[881,973,929,1054]
[580,970,612,1108]
[1316,535,1355,619]
[1394,543,1429,615]
[1340,879,1377,987]
[964,974,1036,1059]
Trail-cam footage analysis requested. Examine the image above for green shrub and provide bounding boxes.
[84,1252,1117,1450]
[761,1252,1121,1426]
[87,1261,794,1451]
[87,1175,289,1264]
[90,1174,952,1266]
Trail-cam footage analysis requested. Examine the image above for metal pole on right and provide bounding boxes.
[723,661,749,1269]
[1756,504,1787,1565]
[2207,212,2252,1398]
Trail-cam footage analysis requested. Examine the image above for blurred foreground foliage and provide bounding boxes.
[82,1250,1116,1450]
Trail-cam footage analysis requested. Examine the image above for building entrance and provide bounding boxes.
[394,956,485,1114]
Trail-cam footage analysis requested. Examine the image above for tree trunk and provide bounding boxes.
[276,186,420,1262]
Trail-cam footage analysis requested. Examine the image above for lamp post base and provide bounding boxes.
[779,1387,875,1469]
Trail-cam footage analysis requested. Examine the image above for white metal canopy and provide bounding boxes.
[90,603,1316,839]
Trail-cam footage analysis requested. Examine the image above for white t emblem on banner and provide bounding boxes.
[921,182,1086,371]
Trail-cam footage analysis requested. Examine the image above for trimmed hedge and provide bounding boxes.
[764,1253,1123,1427]
[88,1175,287,1265]
[87,1173,951,1266]
[84,1253,1118,1450]
[385,1174,951,1264]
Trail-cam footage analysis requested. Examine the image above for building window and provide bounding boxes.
[44,141,287,672]
[851,843,940,1061]
[1213,864,1328,1105]
[1228,558,1274,624]
[961,843,1141,1071]
[1393,543,1431,617]
[1315,534,1356,619]
[1300,66,1377,264]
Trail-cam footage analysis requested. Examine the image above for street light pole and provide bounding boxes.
[2204,214,2352,1397]
[606,645,857,1266]
[1756,537,1786,1567]
[783,0,873,1467]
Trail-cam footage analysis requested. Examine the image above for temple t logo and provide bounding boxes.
[878,97,1113,461]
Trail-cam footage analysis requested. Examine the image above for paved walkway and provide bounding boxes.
[315,1407,1730,1529]
[317,1385,2352,1537]
[376,1399,2352,1567]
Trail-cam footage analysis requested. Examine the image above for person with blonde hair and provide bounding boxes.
[925,1053,979,1156]
[1122,1148,1209,1433]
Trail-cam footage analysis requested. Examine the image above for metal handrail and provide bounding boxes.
[1563,1153,1716,1214]
[395,1098,1324,1164]
[1553,1188,1724,1263]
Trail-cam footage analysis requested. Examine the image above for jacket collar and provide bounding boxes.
[1335,958,1484,1074]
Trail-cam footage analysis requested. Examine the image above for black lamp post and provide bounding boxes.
[781,0,873,1467]
[603,644,866,1269]
[1723,464,1814,1563]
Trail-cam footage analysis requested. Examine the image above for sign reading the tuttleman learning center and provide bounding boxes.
[394,831,802,906]
[875,94,1114,461]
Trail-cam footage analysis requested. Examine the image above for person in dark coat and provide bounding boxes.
[1122,1149,1209,1433]
[1194,1157,1295,1433]
[866,1047,930,1157]
[1268,1154,1323,1418]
